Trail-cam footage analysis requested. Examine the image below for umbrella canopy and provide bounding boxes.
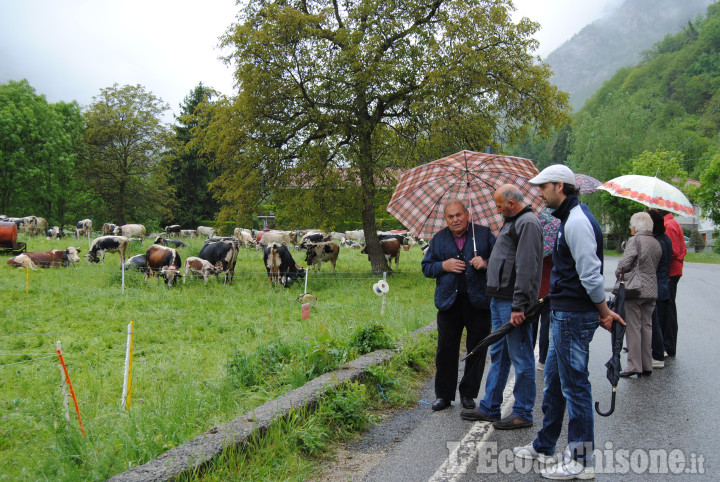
[538,208,561,257]
[387,151,543,240]
[597,174,695,216]
[596,279,627,417]
[574,173,603,194]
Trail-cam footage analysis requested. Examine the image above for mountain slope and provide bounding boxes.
[547,0,715,110]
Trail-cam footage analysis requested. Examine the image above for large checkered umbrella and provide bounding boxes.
[386,150,543,246]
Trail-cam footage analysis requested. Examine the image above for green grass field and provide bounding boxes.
[0,234,435,480]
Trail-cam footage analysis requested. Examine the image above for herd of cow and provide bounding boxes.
[4,217,419,288]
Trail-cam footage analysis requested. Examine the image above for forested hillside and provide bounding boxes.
[516,1,720,242]
[547,0,714,110]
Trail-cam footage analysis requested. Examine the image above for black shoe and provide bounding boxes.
[431,398,451,411]
[642,370,652,376]
[619,371,642,378]
[460,408,499,422]
[492,414,533,430]
[460,396,476,409]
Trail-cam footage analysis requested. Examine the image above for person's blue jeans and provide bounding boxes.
[478,298,536,422]
[533,310,599,464]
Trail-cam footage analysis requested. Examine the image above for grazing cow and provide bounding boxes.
[154,236,188,248]
[197,226,215,238]
[8,247,81,268]
[299,231,332,249]
[6,254,38,270]
[86,236,130,265]
[206,236,238,246]
[113,224,146,241]
[259,230,298,247]
[102,223,117,236]
[305,241,340,272]
[33,217,47,236]
[361,238,401,270]
[378,232,407,245]
[75,219,92,238]
[46,226,66,240]
[164,224,181,238]
[198,239,238,284]
[179,229,197,238]
[145,245,182,286]
[263,242,305,287]
[123,254,148,273]
[183,257,222,284]
[233,228,255,248]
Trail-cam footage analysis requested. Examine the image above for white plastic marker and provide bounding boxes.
[121,260,125,292]
[121,321,134,411]
[372,272,389,314]
[26,263,29,294]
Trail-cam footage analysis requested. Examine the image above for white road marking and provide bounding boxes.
[428,376,516,481]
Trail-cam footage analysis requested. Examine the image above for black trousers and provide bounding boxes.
[435,294,492,400]
[663,276,681,356]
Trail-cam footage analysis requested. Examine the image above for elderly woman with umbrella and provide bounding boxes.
[616,212,662,377]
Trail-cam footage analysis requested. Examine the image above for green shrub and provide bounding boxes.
[349,323,395,355]
[690,229,705,252]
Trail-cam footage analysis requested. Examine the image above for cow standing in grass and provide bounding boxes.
[86,236,129,265]
[145,245,182,286]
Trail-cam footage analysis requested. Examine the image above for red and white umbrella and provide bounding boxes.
[386,150,543,243]
[597,175,695,216]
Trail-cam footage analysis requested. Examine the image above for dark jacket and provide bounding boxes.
[485,207,543,312]
[422,224,495,311]
[655,233,672,302]
[550,195,605,312]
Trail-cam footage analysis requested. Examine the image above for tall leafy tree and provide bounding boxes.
[169,83,220,228]
[207,0,570,272]
[0,80,83,224]
[81,84,175,226]
[696,153,720,226]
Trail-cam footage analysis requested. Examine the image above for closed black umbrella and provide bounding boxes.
[461,298,545,361]
[596,275,627,417]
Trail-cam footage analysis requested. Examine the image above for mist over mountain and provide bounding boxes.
[546,0,716,110]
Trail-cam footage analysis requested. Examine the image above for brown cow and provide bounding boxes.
[145,245,182,286]
[183,257,222,284]
[6,254,38,270]
[8,247,81,268]
[360,238,400,270]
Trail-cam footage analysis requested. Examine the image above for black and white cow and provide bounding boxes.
[264,242,305,287]
[198,239,238,284]
[46,226,66,240]
[102,223,117,235]
[145,244,182,286]
[75,219,92,239]
[154,236,188,248]
[299,231,332,249]
[86,236,130,265]
[164,224,182,238]
[305,241,340,272]
[123,254,148,273]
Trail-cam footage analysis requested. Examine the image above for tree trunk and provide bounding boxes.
[357,130,389,275]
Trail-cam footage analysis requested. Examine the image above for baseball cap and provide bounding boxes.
[528,164,575,186]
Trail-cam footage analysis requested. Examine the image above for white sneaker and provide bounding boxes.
[652,359,665,369]
[541,459,595,480]
[513,442,556,464]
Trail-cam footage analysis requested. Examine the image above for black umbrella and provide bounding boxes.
[595,274,627,417]
[461,298,545,361]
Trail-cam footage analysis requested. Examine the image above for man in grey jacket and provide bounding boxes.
[461,184,543,429]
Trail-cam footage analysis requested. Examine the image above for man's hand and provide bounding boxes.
[510,311,526,326]
[595,300,626,331]
[469,256,488,270]
[442,258,466,273]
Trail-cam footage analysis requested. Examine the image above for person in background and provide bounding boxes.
[616,212,661,377]
[649,209,672,369]
[421,199,495,412]
[653,209,686,357]
[515,165,624,480]
[460,184,543,430]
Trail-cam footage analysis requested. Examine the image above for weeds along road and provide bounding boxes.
[316,256,720,481]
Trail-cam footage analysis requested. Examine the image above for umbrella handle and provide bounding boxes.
[594,386,616,417]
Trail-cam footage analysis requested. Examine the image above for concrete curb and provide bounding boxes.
[109,321,437,481]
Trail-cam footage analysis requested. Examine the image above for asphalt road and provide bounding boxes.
[325,257,719,481]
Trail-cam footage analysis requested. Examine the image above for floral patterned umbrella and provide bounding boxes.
[538,208,561,257]
[386,150,543,243]
[574,173,603,194]
[597,175,695,216]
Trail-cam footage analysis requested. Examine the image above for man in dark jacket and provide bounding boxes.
[460,184,543,429]
[422,199,495,411]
